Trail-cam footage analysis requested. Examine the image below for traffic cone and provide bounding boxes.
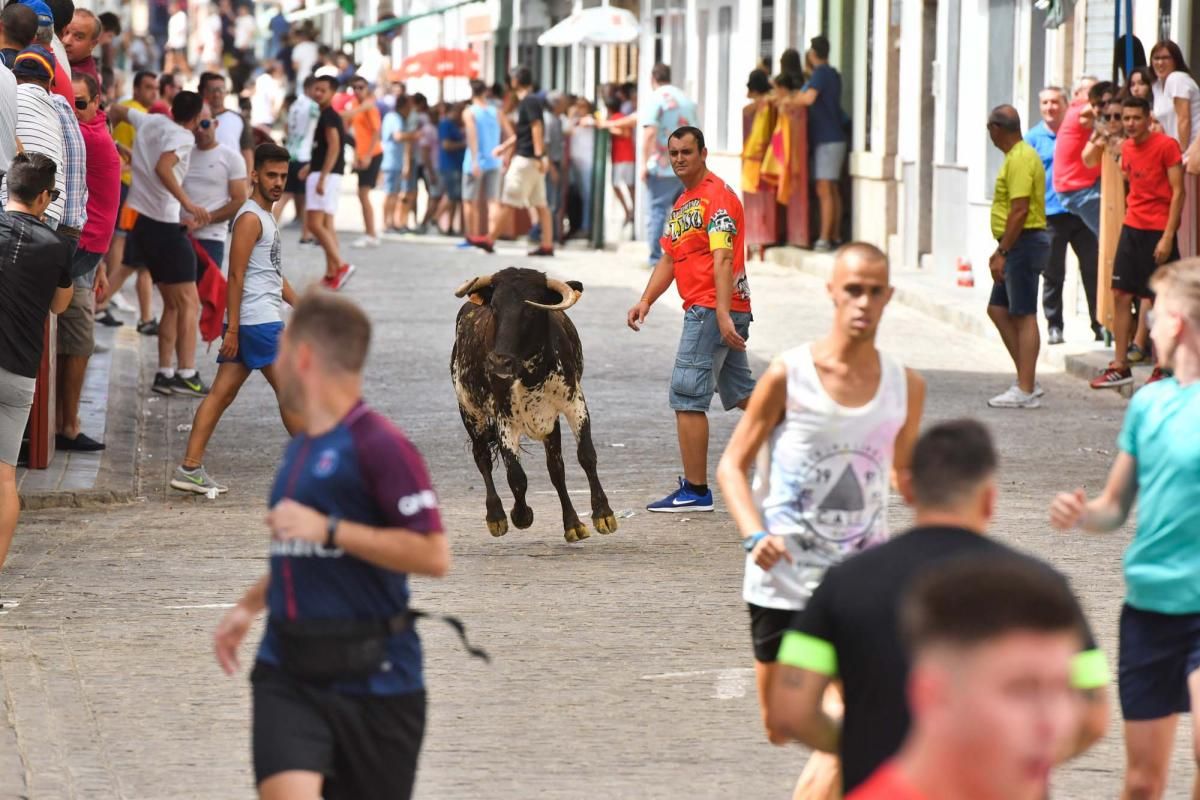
[956,258,974,288]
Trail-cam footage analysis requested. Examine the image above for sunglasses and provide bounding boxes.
[74,97,89,109]
[44,188,60,201]
[1101,113,1121,121]
[199,119,212,129]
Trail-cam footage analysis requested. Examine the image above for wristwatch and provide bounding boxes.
[742,531,769,552]
[325,514,341,549]
[997,246,1009,257]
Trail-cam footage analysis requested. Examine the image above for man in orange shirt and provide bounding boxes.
[626,125,754,512]
[848,557,1088,800]
[342,77,383,249]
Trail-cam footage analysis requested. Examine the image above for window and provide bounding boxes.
[761,0,775,64]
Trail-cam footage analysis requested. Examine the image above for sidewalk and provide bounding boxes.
[616,239,1148,399]
[16,320,142,510]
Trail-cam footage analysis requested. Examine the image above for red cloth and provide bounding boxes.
[609,112,635,163]
[69,56,98,82]
[194,237,227,343]
[147,100,171,116]
[50,62,73,105]
[659,171,751,312]
[77,111,121,255]
[1052,101,1101,193]
[1122,132,1183,230]
[846,763,927,800]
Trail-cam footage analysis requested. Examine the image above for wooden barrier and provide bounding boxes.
[25,317,56,469]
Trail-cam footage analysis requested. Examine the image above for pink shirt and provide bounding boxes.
[77,111,122,255]
[1052,101,1102,193]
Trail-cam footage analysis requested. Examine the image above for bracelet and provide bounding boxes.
[325,514,341,549]
[742,530,769,552]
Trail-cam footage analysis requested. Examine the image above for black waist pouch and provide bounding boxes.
[274,610,489,683]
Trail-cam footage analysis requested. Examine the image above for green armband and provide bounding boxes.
[777,631,838,676]
[1071,648,1110,690]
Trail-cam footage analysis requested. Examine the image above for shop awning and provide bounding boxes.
[537,7,639,47]
[343,0,484,43]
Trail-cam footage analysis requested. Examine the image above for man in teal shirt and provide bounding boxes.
[640,62,696,267]
[1051,258,1200,799]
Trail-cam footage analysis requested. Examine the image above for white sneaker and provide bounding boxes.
[988,386,1041,409]
[109,293,135,313]
[1011,381,1045,398]
[352,236,381,249]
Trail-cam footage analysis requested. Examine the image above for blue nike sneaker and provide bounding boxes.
[647,477,714,513]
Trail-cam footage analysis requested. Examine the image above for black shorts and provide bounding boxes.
[355,153,383,187]
[285,160,309,195]
[1118,604,1200,721]
[251,662,426,799]
[748,603,794,663]
[1113,225,1178,299]
[124,215,196,285]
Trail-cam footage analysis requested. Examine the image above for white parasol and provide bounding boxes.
[537,7,640,47]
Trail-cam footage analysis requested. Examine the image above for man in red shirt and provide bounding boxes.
[1091,95,1183,390]
[1053,78,1111,235]
[849,558,1088,800]
[626,126,753,512]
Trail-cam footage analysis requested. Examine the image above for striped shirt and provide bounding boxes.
[6,83,64,224]
[50,94,87,231]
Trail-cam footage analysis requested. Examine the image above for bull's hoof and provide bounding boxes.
[510,504,534,530]
[564,523,591,543]
[593,514,619,535]
[487,518,509,537]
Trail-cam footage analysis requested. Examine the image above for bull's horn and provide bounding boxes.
[525,278,580,312]
[454,274,493,297]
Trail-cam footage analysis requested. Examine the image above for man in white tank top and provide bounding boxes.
[171,143,303,496]
[716,243,925,791]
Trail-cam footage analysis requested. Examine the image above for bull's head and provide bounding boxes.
[454,267,584,380]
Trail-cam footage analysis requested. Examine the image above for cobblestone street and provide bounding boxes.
[0,230,1179,798]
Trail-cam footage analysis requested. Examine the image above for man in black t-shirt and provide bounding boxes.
[306,75,354,291]
[481,66,555,257]
[0,153,73,573]
[766,419,1111,795]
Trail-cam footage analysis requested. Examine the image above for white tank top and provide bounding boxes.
[742,344,908,610]
[232,199,284,327]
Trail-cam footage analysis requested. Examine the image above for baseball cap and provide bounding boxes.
[17,0,53,28]
[12,44,55,83]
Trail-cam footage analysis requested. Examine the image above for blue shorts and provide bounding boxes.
[669,305,755,412]
[1118,603,1200,720]
[382,169,403,195]
[217,321,283,371]
[1059,182,1101,236]
[988,229,1050,316]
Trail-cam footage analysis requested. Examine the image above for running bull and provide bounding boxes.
[451,268,618,542]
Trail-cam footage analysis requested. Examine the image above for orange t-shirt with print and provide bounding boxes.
[658,171,751,312]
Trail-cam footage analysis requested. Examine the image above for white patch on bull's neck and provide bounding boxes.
[498,373,589,450]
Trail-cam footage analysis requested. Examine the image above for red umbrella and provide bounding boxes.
[395,48,480,80]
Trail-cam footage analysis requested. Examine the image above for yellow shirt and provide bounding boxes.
[113,99,146,187]
[990,140,1046,239]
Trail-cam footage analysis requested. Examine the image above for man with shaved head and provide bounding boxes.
[986,104,1051,408]
[717,241,925,793]
[61,7,98,81]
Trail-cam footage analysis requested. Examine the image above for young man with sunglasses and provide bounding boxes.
[53,72,120,454]
[183,105,248,270]
[108,91,214,397]
[0,153,74,573]
[342,78,383,249]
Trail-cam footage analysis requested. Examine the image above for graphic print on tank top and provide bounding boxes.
[269,228,281,275]
[743,344,908,611]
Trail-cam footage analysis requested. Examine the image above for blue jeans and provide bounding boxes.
[1058,182,1101,237]
[646,174,682,264]
[668,306,755,412]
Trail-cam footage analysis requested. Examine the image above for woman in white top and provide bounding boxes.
[717,243,924,796]
[1151,41,1200,147]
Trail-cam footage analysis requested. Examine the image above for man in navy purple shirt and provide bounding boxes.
[213,289,450,800]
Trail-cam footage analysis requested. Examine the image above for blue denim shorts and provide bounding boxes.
[988,229,1050,316]
[217,321,284,371]
[382,169,404,196]
[669,305,755,412]
[1058,183,1101,236]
